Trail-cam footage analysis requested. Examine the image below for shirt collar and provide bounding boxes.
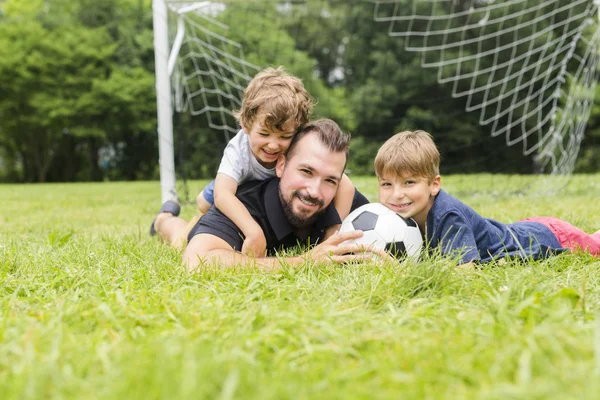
[426,189,446,237]
[264,178,341,241]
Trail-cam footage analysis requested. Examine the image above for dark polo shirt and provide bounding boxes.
[188,178,369,255]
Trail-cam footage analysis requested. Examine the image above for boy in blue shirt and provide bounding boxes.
[374,130,600,266]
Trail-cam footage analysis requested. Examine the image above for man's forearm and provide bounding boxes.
[186,248,304,272]
[183,230,372,273]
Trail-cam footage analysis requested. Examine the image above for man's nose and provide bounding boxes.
[305,179,322,199]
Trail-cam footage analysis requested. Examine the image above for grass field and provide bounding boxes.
[1,174,600,399]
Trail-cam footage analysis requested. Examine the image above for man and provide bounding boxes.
[153,119,386,271]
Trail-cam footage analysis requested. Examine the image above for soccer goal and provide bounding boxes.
[153,0,600,202]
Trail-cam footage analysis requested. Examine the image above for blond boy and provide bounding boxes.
[374,130,600,266]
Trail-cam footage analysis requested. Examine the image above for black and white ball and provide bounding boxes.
[339,203,423,259]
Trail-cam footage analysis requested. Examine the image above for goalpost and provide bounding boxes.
[153,0,260,203]
[153,0,600,202]
[153,0,176,203]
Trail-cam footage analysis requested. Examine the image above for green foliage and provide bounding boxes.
[0,17,112,181]
[0,0,156,182]
[346,136,383,176]
[575,85,600,172]
[214,3,356,130]
[0,0,599,184]
[1,175,600,398]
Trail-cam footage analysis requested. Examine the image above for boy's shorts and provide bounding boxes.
[521,217,600,256]
[200,180,216,204]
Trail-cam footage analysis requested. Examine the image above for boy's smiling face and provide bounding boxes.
[243,115,297,169]
[378,172,441,232]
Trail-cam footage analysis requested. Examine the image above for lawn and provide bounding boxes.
[1,174,600,399]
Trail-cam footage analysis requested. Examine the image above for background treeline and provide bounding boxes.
[1,0,599,183]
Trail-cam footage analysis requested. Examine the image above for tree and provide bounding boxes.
[0,0,158,182]
[0,13,113,182]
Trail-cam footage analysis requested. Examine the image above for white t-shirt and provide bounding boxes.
[217,129,276,183]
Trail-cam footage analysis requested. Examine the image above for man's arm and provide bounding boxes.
[183,233,268,271]
[183,230,392,272]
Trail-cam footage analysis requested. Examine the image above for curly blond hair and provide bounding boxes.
[235,66,315,132]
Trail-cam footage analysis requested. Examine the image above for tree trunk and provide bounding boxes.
[88,136,102,181]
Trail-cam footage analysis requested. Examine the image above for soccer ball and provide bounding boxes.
[339,203,423,259]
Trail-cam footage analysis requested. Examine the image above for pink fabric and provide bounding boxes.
[521,217,600,256]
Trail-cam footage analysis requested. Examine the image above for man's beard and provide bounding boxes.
[278,187,326,229]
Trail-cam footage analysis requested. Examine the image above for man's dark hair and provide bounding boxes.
[285,118,350,168]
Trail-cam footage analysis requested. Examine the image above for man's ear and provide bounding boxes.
[431,175,441,196]
[276,155,286,178]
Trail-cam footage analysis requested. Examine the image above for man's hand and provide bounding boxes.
[241,230,267,257]
[305,230,395,264]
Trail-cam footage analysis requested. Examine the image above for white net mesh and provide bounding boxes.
[169,2,260,141]
[164,0,600,181]
[372,0,600,176]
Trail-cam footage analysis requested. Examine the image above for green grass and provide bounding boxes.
[1,175,600,399]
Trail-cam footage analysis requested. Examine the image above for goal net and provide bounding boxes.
[155,0,600,201]
[372,0,600,175]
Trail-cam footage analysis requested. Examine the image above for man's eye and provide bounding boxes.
[326,179,337,185]
[300,169,312,175]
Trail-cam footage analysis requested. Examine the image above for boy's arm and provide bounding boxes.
[213,173,267,257]
[325,173,355,239]
[435,212,480,265]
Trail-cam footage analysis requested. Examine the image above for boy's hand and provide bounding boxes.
[242,230,267,257]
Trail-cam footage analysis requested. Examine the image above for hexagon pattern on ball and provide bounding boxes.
[339,203,422,260]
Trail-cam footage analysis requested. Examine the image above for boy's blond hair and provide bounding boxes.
[374,130,440,182]
[236,66,315,132]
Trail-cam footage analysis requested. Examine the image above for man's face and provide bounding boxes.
[276,133,346,229]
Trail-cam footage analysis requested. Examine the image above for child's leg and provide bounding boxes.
[154,213,189,250]
[155,214,204,251]
[522,217,600,256]
[176,215,202,248]
[196,180,216,213]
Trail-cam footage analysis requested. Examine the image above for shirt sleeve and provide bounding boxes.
[350,189,370,211]
[217,134,247,183]
[435,212,480,264]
